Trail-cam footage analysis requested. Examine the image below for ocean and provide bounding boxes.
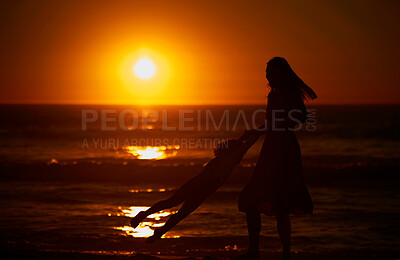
[0,104,399,257]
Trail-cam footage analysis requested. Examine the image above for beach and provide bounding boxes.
[1,162,399,259]
[2,237,398,259]
[0,105,399,259]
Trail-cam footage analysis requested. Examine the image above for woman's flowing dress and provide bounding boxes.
[238,90,313,215]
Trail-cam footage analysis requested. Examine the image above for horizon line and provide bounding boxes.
[0,102,399,106]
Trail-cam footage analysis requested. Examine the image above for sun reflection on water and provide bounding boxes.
[128,188,173,193]
[112,206,179,238]
[123,145,179,160]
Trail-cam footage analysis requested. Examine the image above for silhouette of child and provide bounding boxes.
[130,134,259,243]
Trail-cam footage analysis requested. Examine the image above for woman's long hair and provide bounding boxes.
[266,57,317,101]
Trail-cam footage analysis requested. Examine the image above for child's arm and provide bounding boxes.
[239,134,260,151]
[221,136,259,167]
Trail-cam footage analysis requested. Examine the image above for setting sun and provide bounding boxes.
[134,58,155,79]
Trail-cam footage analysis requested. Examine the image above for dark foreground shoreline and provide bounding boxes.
[1,251,397,260]
[1,236,399,260]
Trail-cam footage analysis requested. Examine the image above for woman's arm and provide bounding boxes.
[243,122,268,137]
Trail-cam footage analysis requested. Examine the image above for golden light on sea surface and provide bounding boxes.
[123,145,179,160]
[124,146,165,160]
[128,188,171,193]
[113,206,179,238]
[114,225,155,238]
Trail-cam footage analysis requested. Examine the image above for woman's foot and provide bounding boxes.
[146,228,164,243]
[231,250,260,260]
[130,211,147,229]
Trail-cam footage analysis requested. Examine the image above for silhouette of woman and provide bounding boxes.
[238,57,317,260]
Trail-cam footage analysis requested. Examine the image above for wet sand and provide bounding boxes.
[1,158,399,260]
[1,236,398,260]
[2,250,395,260]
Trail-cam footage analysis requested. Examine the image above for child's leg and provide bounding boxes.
[146,199,203,243]
[131,194,184,228]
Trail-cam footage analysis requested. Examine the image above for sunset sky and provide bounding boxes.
[0,0,399,105]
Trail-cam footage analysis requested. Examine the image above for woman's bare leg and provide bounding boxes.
[131,197,182,228]
[246,206,261,254]
[277,213,291,259]
[233,207,261,260]
[146,200,202,243]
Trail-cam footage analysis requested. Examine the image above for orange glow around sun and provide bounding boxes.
[2,1,398,105]
[105,45,176,105]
